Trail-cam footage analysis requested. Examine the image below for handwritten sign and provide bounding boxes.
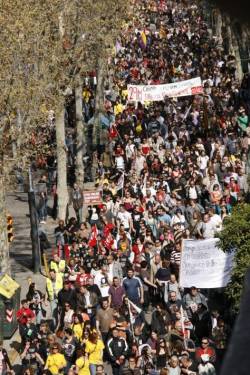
[83,191,102,205]
[179,238,234,289]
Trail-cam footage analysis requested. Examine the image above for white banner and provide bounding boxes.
[128,77,203,102]
[179,238,234,289]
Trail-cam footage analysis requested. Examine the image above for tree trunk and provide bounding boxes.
[12,109,22,159]
[0,178,10,275]
[56,105,68,221]
[225,15,234,55]
[226,15,243,81]
[75,78,85,188]
[231,28,243,81]
[214,8,223,48]
[93,59,105,148]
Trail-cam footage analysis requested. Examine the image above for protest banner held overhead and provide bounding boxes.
[83,190,102,205]
[128,77,203,102]
[179,238,234,289]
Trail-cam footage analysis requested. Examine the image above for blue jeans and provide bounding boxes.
[89,364,96,375]
[38,201,47,221]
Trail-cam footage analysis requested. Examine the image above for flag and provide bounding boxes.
[103,224,114,237]
[102,232,114,250]
[116,172,124,191]
[183,104,192,120]
[180,305,188,349]
[88,225,98,247]
[128,299,142,314]
[128,299,142,332]
[139,31,147,49]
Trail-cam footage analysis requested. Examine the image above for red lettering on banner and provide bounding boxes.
[191,86,203,95]
[83,191,102,205]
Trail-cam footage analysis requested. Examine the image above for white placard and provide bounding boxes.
[128,77,203,102]
[179,238,234,289]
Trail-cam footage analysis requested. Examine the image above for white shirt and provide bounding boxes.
[210,214,222,232]
[171,214,186,230]
[134,155,145,175]
[84,291,90,307]
[126,143,135,159]
[115,156,125,170]
[188,186,198,200]
[117,211,131,229]
[64,309,74,326]
[202,220,217,239]
[107,263,114,283]
[198,155,209,170]
[198,362,216,375]
[94,271,109,298]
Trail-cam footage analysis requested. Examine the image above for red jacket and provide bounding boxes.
[195,346,216,363]
[16,307,35,325]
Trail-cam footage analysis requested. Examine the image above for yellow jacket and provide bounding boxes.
[50,260,66,274]
[45,353,67,375]
[71,323,84,342]
[46,274,63,301]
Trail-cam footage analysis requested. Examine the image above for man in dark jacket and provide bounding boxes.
[58,281,77,311]
[106,327,129,375]
[151,303,171,335]
[58,281,77,329]
[76,285,99,321]
[19,316,38,346]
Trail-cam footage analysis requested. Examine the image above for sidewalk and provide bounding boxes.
[4,183,95,368]
[4,192,55,369]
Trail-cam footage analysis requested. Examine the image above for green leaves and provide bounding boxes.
[217,204,250,312]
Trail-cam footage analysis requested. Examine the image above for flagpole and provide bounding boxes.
[121,177,124,199]
[180,305,187,349]
[128,299,135,340]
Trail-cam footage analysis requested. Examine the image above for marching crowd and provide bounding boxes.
[8,0,250,374]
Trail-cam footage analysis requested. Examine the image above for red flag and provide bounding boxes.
[102,224,114,250]
[102,232,114,250]
[88,225,98,247]
[103,224,114,237]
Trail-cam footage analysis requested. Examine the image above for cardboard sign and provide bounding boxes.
[179,238,234,289]
[83,191,102,205]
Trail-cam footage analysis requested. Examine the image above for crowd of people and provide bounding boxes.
[9,0,250,374]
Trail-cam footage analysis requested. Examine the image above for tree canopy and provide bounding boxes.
[218,203,250,312]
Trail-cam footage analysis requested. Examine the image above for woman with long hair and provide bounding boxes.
[71,313,84,343]
[85,331,105,375]
[75,347,90,375]
[137,345,155,373]
[156,338,169,370]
